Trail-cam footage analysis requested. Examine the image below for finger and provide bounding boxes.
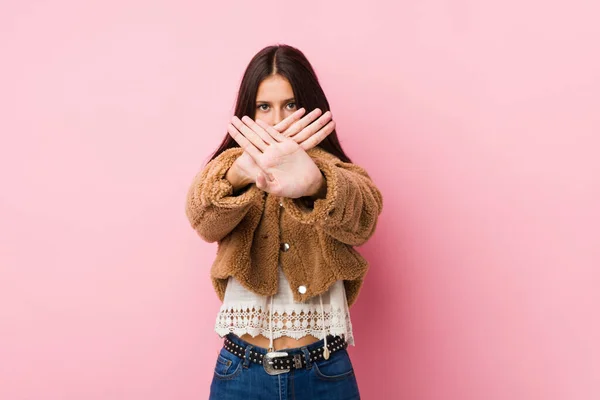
[284,108,323,138]
[227,123,262,160]
[256,119,288,143]
[256,172,265,189]
[231,116,269,152]
[241,116,277,145]
[300,120,336,151]
[292,111,332,144]
[273,108,306,133]
[256,171,270,192]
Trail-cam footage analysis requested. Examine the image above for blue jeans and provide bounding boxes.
[209,333,361,399]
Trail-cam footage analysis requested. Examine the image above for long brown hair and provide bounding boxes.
[208,44,352,164]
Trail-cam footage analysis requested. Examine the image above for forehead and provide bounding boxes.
[256,74,294,101]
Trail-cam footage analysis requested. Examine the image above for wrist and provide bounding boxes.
[306,172,327,200]
[226,163,252,191]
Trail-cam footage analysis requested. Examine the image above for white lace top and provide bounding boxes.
[214,264,355,346]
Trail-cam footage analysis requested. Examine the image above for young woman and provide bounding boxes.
[186,44,383,399]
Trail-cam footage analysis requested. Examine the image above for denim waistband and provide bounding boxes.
[224,333,342,355]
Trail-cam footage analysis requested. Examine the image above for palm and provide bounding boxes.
[257,140,321,198]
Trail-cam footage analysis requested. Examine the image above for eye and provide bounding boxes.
[286,102,297,110]
[257,104,269,111]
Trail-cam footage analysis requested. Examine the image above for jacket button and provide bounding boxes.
[280,243,290,252]
[298,285,307,294]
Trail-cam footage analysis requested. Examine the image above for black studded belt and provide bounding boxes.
[223,335,348,375]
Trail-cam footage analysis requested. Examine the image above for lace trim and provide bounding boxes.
[214,303,355,345]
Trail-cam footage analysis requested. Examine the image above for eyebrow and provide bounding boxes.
[256,98,296,104]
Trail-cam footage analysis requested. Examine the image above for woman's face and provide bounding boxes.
[254,74,298,126]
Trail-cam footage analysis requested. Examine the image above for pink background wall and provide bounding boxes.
[1,1,598,399]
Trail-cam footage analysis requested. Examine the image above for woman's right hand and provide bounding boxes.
[226,107,334,188]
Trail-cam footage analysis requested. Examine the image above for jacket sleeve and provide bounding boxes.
[185,147,264,243]
[281,149,383,246]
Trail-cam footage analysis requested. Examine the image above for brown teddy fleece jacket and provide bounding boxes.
[185,146,383,307]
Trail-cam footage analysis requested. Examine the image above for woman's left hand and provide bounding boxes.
[227,115,329,199]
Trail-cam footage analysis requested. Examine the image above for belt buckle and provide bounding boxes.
[263,351,290,375]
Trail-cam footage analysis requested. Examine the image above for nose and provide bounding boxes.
[273,109,283,126]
